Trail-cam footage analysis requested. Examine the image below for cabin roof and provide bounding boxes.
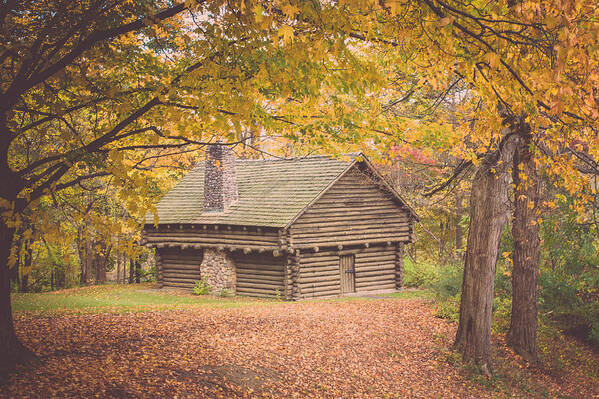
[146,153,417,228]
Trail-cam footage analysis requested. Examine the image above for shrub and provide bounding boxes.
[192,278,211,295]
[138,266,156,282]
[429,262,463,301]
[403,259,440,288]
[434,295,460,322]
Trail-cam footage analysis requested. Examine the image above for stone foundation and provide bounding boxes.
[200,248,236,292]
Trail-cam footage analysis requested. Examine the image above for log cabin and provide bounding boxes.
[142,145,418,300]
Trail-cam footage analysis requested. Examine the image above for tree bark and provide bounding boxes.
[129,259,134,284]
[20,239,32,293]
[95,243,110,284]
[0,219,37,375]
[454,133,518,375]
[135,261,141,283]
[117,251,122,284]
[508,123,540,362]
[79,230,93,285]
[455,193,464,252]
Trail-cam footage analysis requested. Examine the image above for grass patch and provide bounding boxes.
[11,283,277,316]
[382,289,432,300]
[11,284,432,316]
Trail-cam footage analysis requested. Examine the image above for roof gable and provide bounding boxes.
[284,155,419,228]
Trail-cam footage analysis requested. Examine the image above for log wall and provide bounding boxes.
[145,225,280,251]
[290,165,412,249]
[297,244,398,298]
[156,248,203,289]
[232,253,285,298]
[354,245,397,292]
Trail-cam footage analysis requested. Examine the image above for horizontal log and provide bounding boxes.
[300,266,339,275]
[355,265,395,274]
[290,216,409,237]
[159,256,202,263]
[235,264,285,272]
[158,258,203,264]
[300,275,340,285]
[236,274,284,284]
[355,253,396,261]
[299,281,341,290]
[292,226,410,240]
[301,268,341,276]
[160,263,202,270]
[356,272,395,281]
[163,275,199,282]
[147,234,279,244]
[158,251,203,258]
[355,257,396,265]
[356,275,395,285]
[305,202,401,213]
[299,287,341,296]
[236,269,284,278]
[296,237,408,249]
[355,260,396,268]
[292,216,407,230]
[301,204,404,216]
[237,281,284,290]
[162,272,202,279]
[146,236,279,247]
[299,261,339,270]
[300,256,339,265]
[162,267,201,274]
[355,279,395,288]
[317,190,394,199]
[147,230,279,240]
[235,287,280,296]
[356,283,396,292]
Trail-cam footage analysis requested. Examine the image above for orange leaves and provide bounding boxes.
[7,297,599,398]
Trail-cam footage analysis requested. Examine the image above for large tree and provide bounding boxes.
[353,0,599,368]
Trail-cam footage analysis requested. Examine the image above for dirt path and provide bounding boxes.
[3,299,597,398]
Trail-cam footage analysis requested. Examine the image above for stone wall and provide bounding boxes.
[201,248,236,292]
[204,143,238,212]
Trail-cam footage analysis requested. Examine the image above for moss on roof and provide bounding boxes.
[146,154,358,227]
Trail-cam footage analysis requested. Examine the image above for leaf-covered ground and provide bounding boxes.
[4,293,599,398]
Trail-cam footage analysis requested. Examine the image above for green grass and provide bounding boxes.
[382,289,431,300]
[11,284,277,316]
[11,285,430,316]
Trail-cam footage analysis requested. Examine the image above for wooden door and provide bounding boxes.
[339,255,356,293]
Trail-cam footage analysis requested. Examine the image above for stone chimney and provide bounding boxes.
[204,143,238,213]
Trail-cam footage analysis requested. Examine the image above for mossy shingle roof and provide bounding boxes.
[146,154,360,227]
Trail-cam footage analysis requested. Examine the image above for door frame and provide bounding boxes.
[339,254,356,293]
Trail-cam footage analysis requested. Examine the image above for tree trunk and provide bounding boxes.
[20,239,32,293]
[135,261,141,283]
[80,230,93,285]
[129,259,134,284]
[95,244,110,284]
[454,134,518,375]
[455,193,464,252]
[0,219,37,375]
[116,251,122,284]
[508,124,540,362]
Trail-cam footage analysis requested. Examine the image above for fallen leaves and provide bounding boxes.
[3,299,598,398]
